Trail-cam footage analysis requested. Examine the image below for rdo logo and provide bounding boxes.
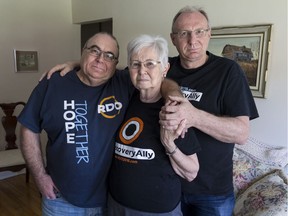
[98,96,122,118]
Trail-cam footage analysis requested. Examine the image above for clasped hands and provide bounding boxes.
[159,96,194,139]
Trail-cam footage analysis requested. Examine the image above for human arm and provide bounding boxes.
[160,78,188,137]
[160,119,199,182]
[160,78,183,100]
[20,125,58,199]
[159,96,249,145]
[39,60,80,80]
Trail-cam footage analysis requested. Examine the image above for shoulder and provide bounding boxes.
[208,52,244,74]
[168,56,179,66]
[110,68,134,93]
[35,69,78,94]
[115,67,129,75]
[111,68,130,84]
[41,69,77,84]
[208,51,236,65]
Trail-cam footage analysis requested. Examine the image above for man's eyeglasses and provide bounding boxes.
[84,46,118,62]
[173,28,210,39]
[130,60,161,70]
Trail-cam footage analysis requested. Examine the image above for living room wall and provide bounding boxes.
[0,0,80,149]
[71,0,287,147]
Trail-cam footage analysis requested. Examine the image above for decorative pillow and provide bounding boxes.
[234,171,288,216]
[236,137,288,168]
[233,136,288,196]
[233,148,280,196]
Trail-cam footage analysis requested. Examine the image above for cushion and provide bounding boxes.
[233,148,280,196]
[233,137,288,196]
[236,137,288,168]
[234,171,288,216]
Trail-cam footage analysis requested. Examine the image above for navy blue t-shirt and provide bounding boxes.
[167,52,259,195]
[18,69,134,207]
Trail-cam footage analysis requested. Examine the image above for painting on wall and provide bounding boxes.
[208,24,272,98]
[14,50,38,72]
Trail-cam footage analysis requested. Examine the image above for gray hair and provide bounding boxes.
[127,34,169,69]
[84,32,120,58]
[171,6,210,32]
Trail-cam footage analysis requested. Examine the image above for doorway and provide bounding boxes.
[80,19,113,49]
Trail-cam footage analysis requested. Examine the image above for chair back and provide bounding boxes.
[0,102,25,150]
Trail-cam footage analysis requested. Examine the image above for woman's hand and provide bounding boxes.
[160,119,186,151]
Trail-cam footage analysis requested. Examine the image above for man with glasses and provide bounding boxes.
[159,6,259,215]
[18,32,135,215]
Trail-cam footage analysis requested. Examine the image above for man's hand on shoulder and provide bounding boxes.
[39,61,80,81]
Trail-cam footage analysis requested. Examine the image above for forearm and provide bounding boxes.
[161,78,183,101]
[163,139,199,182]
[168,149,199,182]
[20,125,58,199]
[20,126,47,180]
[191,109,249,144]
[160,96,250,144]
[160,120,198,181]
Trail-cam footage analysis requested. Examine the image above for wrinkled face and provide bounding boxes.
[171,12,211,65]
[80,34,118,85]
[129,47,168,91]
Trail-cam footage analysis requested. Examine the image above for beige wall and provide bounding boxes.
[71,0,287,147]
[0,0,81,149]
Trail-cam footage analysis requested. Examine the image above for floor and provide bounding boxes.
[0,174,41,216]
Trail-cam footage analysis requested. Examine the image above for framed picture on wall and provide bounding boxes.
[14,49,39,72]
[208,24,272,98]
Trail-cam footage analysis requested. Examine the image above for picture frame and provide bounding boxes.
[208,24,272,98]
[14,50,38,72]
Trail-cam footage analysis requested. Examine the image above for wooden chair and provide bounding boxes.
[0,102,29,182]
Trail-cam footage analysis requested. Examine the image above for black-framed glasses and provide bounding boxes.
[173,28,210,39]
[84,45,118,62]
[130,60,161,70]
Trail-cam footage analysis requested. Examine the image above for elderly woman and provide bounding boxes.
[108,35,201,216]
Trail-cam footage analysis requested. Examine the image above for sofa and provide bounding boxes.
[233,137,288,216]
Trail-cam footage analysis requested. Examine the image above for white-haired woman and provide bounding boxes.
[108,34,201,216]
